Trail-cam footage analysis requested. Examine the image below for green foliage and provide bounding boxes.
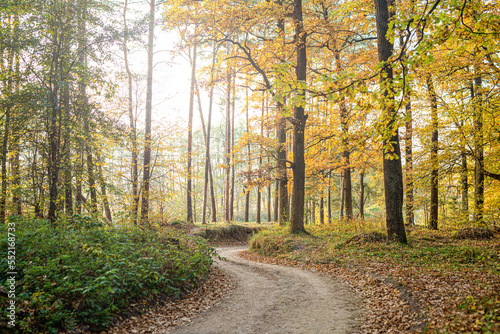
[0,216,215,333]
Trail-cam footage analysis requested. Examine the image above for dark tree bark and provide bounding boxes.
[320,188,324,224]
[277,103,289,224]
[141,0,155,221]
[374,0,407,243]
[339,171,344,218]
[327,170,332,222]
[359,171,365,219]
[404,85,414,226]
[289,0,307,233]
[473,76,484,223]
[427,74,439,230]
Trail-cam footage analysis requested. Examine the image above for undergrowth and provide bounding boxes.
[0,215,215,333]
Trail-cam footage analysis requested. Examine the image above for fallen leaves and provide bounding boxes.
[102,268,235,334]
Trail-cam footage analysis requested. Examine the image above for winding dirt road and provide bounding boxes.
[168,247,362,334]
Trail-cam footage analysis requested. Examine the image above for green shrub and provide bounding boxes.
[0,216,215,333]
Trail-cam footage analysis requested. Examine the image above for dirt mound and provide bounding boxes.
[195,225,262,243]
[344,231,387,245]
[454,227,494,240]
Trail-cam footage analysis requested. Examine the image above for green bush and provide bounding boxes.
[0,216,215,333]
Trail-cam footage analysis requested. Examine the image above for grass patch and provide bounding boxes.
[0,216,215,333]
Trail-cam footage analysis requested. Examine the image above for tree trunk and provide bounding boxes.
[460,138,469,221]
[339,171,344,218]
[123,0,139,221]
[289,0,307,233]
[374,0,407,243]
[427,74,439,230]
[97,153,112,224]
[277,103,289,224]
[405,94,414,226]
[320,188,324,224]
[244,88,250,222]
[63,80,73,216]
[327,170,332,222]
[473,76,484,223]
[186,39,197,224]
[230,74,236,221]
[202,42,217,224]
[224,67,231,223]
[141,0,155,221]
[359,171,365,219]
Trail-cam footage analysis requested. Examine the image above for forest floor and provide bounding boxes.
[105,223,500,334]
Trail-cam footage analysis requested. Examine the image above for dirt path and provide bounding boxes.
[167,247,362,334]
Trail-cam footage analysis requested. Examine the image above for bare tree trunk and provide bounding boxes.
[224,67,231,223]
[256,94,265,224]
[186,39,197,224]
[320,188,324,224]
[63,80,73,216]
[327,170,332,222]
[123,0,138,221]
[289,0,307,233]
[244,88,250,222]
[96,153,112,223]
[141,0,155,221]
[230,74,235,221]
[374,0,407,243]
[339,171,344,218]
[473,76,484,223]
[405,94,414,226]
[202,42,217,223]
[277,103,289,224]
[461,148,469,215]
[427,74,439,230]
[359,171,365,219]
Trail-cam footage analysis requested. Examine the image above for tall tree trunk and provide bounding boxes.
[460,101,469,219]
[1,106,10,224]
[11,26,21,216]
[75,148,83,214]
[320,188,324,224]
[327,170,332,222]
[202,42,217,224]
[256,94,265,224]
[359,171,365,219]
[244,87,250,222]
[141,0,155,221]
[277,103,289,224]
[405,93,414,226]
[63,80,73,216]
[335,50,353,220]
[427,74,439,230]
[123,0,139,221]
[339,171,344,218]
[289,0,307,233]
[186,39,197,224]
[230,74,236,221]
[473,75,484,223]
[374,0,407,243]
[224,66,231,223]
[97,153,112,224]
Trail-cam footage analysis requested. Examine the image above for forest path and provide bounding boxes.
[167,247,361,334]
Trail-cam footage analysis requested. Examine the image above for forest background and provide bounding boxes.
[1,0,500,332]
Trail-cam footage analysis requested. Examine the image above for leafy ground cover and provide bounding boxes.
[247,220,500,333]
[0,216,216,333]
